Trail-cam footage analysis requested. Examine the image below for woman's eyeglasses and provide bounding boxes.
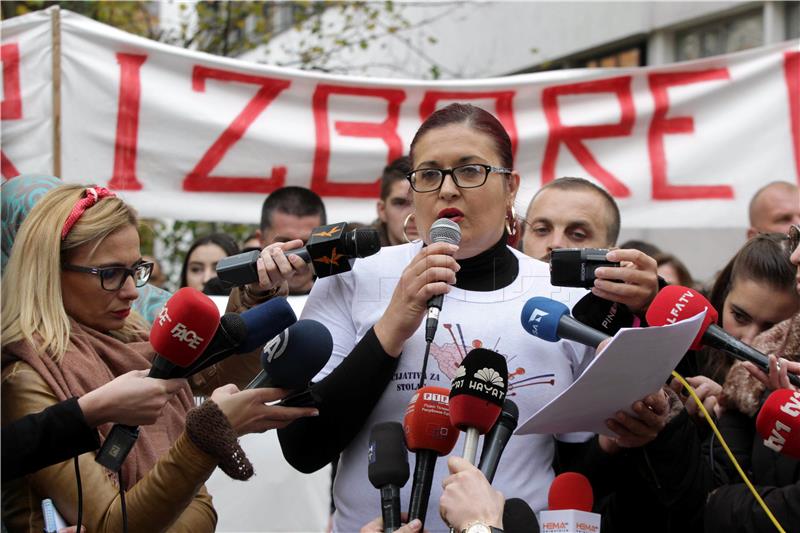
[406,164,511,193]
[62,261,154,291]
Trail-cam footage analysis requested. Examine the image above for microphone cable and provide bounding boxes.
[418,341,433,389]
[671,370,786,533]
[118,470,129,533]
[73,457,83,532]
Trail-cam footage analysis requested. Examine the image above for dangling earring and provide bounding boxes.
[402,212,416,243]
[505,205,517,237]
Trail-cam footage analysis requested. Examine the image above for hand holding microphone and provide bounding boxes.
[210,384,319,436]
[439,456,504,533]
[744,354,800,392]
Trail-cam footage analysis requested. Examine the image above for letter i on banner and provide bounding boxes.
[108,53,147,190]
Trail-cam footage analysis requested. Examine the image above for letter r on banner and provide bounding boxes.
[312,85,405,197]
[1,43,22,179]
[785,51,800,183]
[541,76,634,197]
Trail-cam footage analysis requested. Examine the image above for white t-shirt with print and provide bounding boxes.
[301,242,593,532]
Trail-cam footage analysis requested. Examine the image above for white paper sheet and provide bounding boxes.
[516,311,706,436]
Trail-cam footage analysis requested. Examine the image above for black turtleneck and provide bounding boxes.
[453,233,518,292]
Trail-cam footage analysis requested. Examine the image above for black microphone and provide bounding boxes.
[477,399,519,483]
[520,297,609,348]
[216,222,381,285]
[368,422,410,533]
[503,498,540,533]
[425,218,462,343]
[169,312,246,377]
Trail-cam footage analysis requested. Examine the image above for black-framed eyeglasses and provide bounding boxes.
[62,261,154,291]
[789,224,800,253]
[406,164,512,193]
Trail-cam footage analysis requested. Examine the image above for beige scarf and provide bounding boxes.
[3,318,194,489]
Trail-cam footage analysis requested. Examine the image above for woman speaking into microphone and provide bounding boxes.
[268,103,662,532]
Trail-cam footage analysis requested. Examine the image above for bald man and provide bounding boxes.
[747,181,800,238]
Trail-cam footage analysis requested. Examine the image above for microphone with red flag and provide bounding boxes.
[404,386,459,529]
[646,285,799,387]
[449,348,508,464]
[96,287,219,471]
[756,388,800,459]
[540,472,600,533]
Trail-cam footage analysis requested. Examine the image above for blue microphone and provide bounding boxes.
[246,319,333,391]
[520,297,609,348]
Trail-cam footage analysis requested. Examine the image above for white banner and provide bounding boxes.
[2,8,799,227]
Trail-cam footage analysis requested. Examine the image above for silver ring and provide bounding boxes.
[776,359,782,372]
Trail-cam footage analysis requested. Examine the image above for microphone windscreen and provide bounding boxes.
[449,348,508,433]
[239,297,297,353]
[502,498,539,533]
[429,218,462,245]
[756,388,800,459]
[520,297,570,342]
[646,285,718,350]
[150,287,219,366]
[219,312,248,347]
[403,386,459,455]
[498,399,520,430]
[571,292,636,336]
[548,472,593,512]
[351,228,382,258]
[260,319,333,389]
[368,422,410,488]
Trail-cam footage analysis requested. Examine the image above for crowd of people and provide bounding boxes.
[1,103,799,533]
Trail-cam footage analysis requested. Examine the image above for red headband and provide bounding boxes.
[61,186,117,240]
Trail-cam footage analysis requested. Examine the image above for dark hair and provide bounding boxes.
[179,232,240,289]
[619,240,661,257]
[532,177,621,245]
[410,103,513,169]
[653,252,694,288]
[260,186,327,232]
[702,233,796,382]
[380,156,412,200]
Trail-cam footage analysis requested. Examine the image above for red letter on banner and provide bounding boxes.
[785,51,800,183]
[184,67,290,193]
[648,69,733,200]
[311,85,405,197]
[108,53,147,190]
[541,76,634,197]
[419,91,518,157]
[1,43,22,178]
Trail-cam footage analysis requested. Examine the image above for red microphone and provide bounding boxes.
[404,386,459,529]
[148,287,220,378]
[449,348,508,464]
[756,388,800,459]
[541,472,600,532]
[646,286,800,387]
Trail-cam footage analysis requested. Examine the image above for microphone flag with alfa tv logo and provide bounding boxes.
[216,223,382,286]
[404,386,459,529]
[425,218,462,343]
[246,319,333,392]
[368,422,410,533]
[646,286,800,387]
[520,297,609,348]
[177,297,297,378]
[756,388,800,459]
[96,287,219,471]
[540,472,600,533]
[449,348,508,465]
[477,399,519,483]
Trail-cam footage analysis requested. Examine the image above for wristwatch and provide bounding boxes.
[460,522,503,533]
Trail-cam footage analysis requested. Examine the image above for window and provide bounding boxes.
[787,1,799,39]
[675,9,763,61]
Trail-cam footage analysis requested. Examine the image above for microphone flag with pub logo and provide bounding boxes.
[449,348,508,464]
[756,388,800,459]
[540,472,600,533]
[404,386,459,529]
[368,422,410,533]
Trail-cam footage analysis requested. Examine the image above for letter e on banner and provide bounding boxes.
[542,76,634,197]
[311,85,405,197]
[184,66,291,193]
[1,43,22,179]
[648,69,734,200]
[784,51,800,183]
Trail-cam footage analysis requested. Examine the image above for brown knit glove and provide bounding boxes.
[185,399,254,480]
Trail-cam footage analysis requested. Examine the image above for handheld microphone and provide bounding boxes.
[520,297,609,348]
[178,297,297,377]
[245,319,333,393]
[540,472,600,533]
[503,498,540,533]
[477,399,519,483]
[646,286,800,387]
[756,388,800,459]
[449,348,508,464]
[368,422,410,533]
[425,218,462,343]
[571,291,636,337]
[170,312,246,378]
[216,223,381,285]
[404,386,459,529]
[96,288,219,471]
